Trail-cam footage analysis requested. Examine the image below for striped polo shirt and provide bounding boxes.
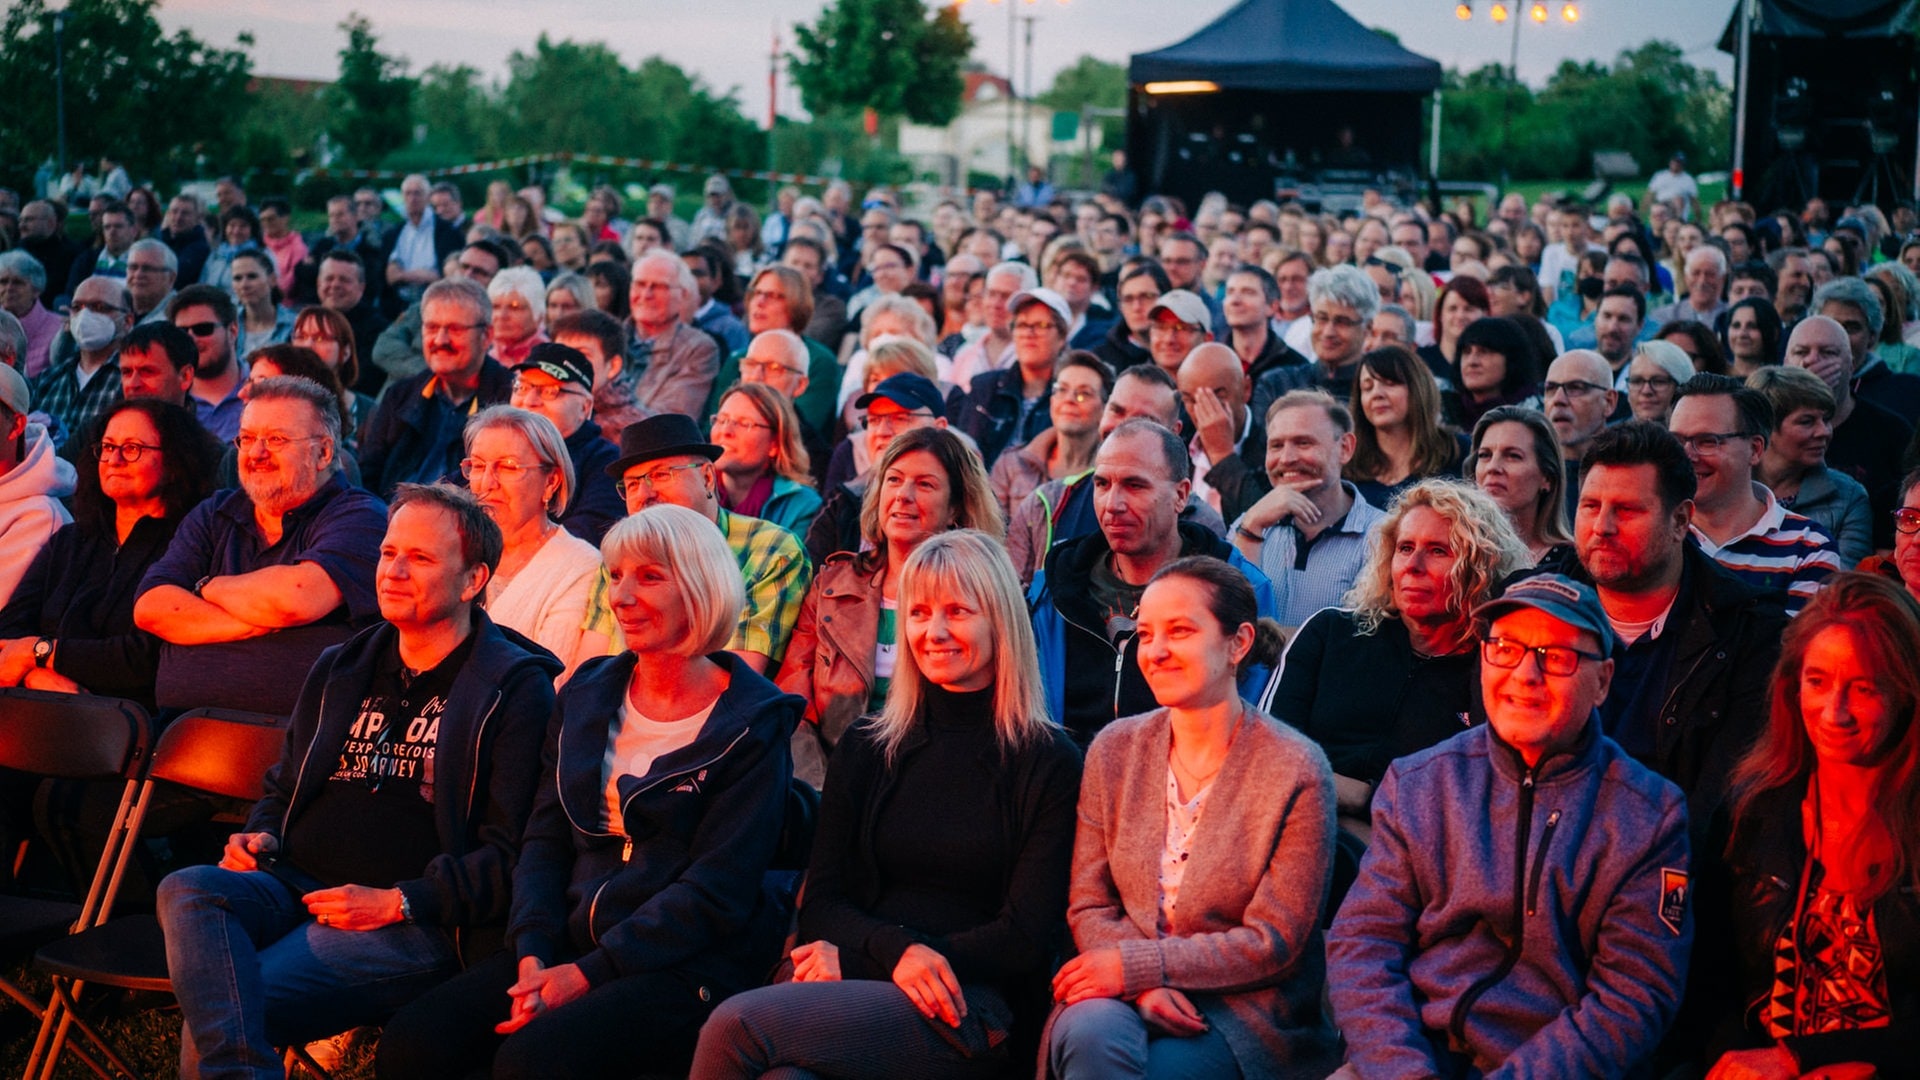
[1690,482,1842,616]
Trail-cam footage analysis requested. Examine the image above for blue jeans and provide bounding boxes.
[1048,997,1242,1080]
[156,864,458,1080]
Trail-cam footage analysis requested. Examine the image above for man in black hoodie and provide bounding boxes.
[156,483,560,1076]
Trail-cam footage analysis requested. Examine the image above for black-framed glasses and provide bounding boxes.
[1895,508,1920,535]
[1625,375,1677,391]
[615,461,706,498]
[93,439,159,462]
[1673,431,1752,455]
[1542,380,1608,399]
[1482,637,1605,678]
[177,320,223,339]
[233,433,325,455]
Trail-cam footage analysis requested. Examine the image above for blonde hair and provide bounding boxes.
[599,504,745,657]
[1344,478,1532,636]
[867,530,1055,763]
[718,382,811,485]
[861,294,938,348]
[865,336,940,386]
[465,405,575,517]
[1398,264,1438,320]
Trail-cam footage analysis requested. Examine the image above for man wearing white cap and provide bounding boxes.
[1145,290,1212,378]
[954,286,1071,468]
[0,361,76,608]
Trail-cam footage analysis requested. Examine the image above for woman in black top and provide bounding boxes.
[0,399,221,707]
[692,529,1083,1079]
[1263,479,1530,842]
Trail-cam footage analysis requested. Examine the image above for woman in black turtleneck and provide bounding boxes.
[692,529,1083,1080]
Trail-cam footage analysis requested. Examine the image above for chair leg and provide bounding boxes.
[28,978,146,1080]
[286,1041,337,1080]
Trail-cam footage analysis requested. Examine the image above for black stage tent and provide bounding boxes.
[1125,0,1443,207]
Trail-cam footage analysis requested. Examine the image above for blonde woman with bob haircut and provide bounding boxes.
[377,503,802,1080]
[778,426,1006,786]
[1265,479,1530,839]
[462,405,609,680]
[710,382,823,537]
[695,529,1083,1080]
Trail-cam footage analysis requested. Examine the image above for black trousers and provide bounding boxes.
[375,949,720,1080]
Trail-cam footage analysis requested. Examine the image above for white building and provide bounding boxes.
[899,72,1100,185]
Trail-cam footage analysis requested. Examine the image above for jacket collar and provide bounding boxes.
[1484,710,1602,785]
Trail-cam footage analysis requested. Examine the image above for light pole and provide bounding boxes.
[52,3,69,176]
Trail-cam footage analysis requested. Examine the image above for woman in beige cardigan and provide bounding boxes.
[1048,556,1340,1079]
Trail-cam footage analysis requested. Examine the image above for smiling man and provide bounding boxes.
[1028,417,1275,744]
[1229,389,1385,627]
[362,278,514,498]
[1330,572,1692,1078]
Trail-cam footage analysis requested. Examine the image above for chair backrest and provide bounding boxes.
[146,708,289,802]
[0,689,150,781]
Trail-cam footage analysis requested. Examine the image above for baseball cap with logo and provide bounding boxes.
[512,341,593,388]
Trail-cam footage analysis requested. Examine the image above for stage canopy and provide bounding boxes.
[1127,0,1443,95]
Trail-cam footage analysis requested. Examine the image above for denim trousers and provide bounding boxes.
[1048,997,1242,1080]
[156,864,458,1080]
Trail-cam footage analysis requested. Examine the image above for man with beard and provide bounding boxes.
[1766,247,1814,322]
[1592,285,1647,390]
[362,279,513,498]
[1516,420,1785,838]
[169,285,248,441]
[135,376,388,715]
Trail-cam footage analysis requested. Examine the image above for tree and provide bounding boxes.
[327,14,415,168]
[1038,55,1127,146]
[0,0,253,193]
[415,63,499,162]
[790,0,974,127]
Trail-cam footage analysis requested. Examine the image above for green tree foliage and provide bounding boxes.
[0,0,252,193]
[327,14,416,168]
[1038,54,1127,145]
[415,63,499,162]
[791,0,974,126]
[1433,41,1729,181]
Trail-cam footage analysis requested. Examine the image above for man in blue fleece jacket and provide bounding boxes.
[1328,573,1692,1077]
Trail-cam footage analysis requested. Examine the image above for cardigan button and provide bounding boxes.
[698,986,711,1002]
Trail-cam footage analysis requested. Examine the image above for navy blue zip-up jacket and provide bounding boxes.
[508,650,800,993]
[245,611,561,959]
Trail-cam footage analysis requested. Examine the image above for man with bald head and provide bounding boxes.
[1786,315,1914,549]
[1544,350,1620,523]
[738,328,829,478]
[1179,341,1267,523]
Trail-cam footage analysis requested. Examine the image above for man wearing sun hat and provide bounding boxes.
[506,341,623,544]
[581,413,809,672]
[1328,572,1692,1078]
[953,285,1071,469]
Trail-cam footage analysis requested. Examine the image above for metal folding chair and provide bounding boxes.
[0,689,152,1080]
[26,706,286,1080]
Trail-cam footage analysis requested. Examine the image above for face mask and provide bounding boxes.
[71,308,120,352]
[1577,276,1605,300]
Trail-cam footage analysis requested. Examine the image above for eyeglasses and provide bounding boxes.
[1362,256,1403,278]
[422,322,487,338]
[615,461,706,498]
[177,321,223,339]
[1482,637,1604,678]
[510,378,588,403]
[1051,385,1102,404]
[93,439,159,462]
[1625,375,1676,391]
[868,261,907,273]
[710,413,771,434]
[1896,507,1920,535]
[1542,380,1608,399]
[126,263,171,276]
[460,457,547,482]
[1013,320,1060,335]
[233,433,325,455]
[1310,312,1364,330]
[740,358,805,379]
[1673,431,1751,455]
[857,411,936,433]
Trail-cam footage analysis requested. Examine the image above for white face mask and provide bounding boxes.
[71,308,121,352]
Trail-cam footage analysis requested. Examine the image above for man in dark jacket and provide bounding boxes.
[361,278,514,498]
[1509,420,1787,838]
[155,483,561,1077]
[953,287,1069,469]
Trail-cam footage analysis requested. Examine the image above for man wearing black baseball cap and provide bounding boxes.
[582,413,809,672]
[1330,571,1692,1077]
[507,341,623,544]
[805,372,948,566]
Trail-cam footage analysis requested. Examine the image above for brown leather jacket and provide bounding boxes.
[774,551,886,787]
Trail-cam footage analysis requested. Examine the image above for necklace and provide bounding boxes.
[1170,704,1246,790]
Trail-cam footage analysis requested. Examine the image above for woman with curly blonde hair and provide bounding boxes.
[1263,478,1530,838]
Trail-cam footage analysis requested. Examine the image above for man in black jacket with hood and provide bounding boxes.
[157,483,561,1077]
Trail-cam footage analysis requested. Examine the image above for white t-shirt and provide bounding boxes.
[1647,169,1698,209]
[602,698,714,835]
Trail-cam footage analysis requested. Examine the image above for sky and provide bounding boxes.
[157,0,1739,126]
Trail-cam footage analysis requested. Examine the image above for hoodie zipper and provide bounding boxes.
[1525,810,1561,916]
[1058,602,1132,725]
[1447,765,1540,1048]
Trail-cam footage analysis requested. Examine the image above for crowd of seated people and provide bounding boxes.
[0,171,1918,1079]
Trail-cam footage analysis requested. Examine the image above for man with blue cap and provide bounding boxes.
[1327,572,1693,1078]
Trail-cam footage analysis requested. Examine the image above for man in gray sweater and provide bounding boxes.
[1327,573,1692,1077]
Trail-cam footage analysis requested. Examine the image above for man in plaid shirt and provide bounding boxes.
[33,276,128,450]
[585,413,809,672]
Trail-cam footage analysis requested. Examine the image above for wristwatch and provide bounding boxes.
[32,638,53,669]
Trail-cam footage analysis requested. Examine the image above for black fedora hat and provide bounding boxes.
[605,414,723,479]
